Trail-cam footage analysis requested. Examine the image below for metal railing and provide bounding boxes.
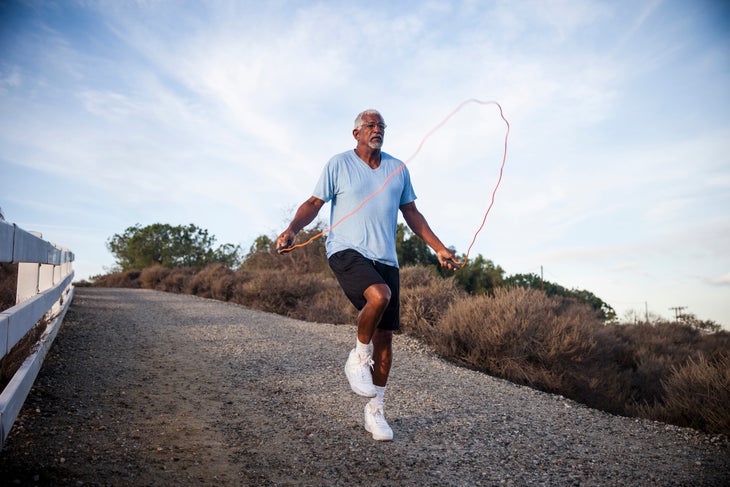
[0,220,75,447]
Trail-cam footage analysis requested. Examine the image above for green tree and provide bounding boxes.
[396,223,439,267]
[453,254,504,295]
[395,224,504,294]
[107,223,243,270]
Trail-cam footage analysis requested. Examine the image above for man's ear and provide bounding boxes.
[352,128,360,140]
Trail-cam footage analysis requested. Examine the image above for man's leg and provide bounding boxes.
[344,283,389,398]
[371,328,393,387]
[364,328,395,441]
[357,283,391,346]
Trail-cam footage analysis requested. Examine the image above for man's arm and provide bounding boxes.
[400,201,461,269]
[277,196,325,251]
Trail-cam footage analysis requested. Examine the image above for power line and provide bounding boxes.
[669,306,687,322]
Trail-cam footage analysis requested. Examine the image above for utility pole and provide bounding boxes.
[645,301,649,324]
[540,265,544,291]
[669,306,686,322]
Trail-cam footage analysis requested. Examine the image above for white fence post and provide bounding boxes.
[16,263,41,305]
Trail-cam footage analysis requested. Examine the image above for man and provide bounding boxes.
[277,109,459,441]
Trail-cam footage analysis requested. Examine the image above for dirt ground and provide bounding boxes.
[1,288,728,486]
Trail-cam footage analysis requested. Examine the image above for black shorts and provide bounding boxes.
[328,249,400,331]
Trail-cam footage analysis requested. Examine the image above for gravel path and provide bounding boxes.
[1,288,728,486]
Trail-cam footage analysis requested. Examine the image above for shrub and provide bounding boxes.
[400,265,465,335]
[158,267,196,293]
[599,323,728,407]
[431,287,602,394]
[294,283,356,324]
[140,265,172,290]
[230,270,329,318]
[185,263,236,301]
[92,270,142,288]
[636,353,730,435]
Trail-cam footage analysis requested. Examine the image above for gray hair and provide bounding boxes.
[354,109,384,130]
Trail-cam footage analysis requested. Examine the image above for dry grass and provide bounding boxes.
[399,265,466,336]
[184,264,234,300]
[0,264,45,391]
[424,288,601,395]
[0,262,18,311]
[92,269,143,288]
[635,353,730,434]
[0,314,50,392]
[230,269,355,323]
[50,261,730,436]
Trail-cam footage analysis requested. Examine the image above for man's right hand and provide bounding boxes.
[275,196,325,254]
[276,231,295,254]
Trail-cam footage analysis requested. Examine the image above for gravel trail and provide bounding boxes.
[0,288,728,486]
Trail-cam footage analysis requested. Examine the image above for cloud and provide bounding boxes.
[2,0,730,326]
[704,273,730,287]
[0,64,22,93]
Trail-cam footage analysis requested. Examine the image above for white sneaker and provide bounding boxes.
[344,348,376,397]
[364,402,393,441]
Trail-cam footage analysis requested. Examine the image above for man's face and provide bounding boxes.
[354,113,386,150]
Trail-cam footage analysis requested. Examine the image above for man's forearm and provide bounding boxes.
[287,197,323,234]
[403,208,448,254]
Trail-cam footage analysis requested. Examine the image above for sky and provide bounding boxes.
[1,0,729,327]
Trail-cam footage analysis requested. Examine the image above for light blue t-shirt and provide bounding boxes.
[313,150,416,267]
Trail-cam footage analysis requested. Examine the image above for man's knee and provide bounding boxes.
[365,283,391,310]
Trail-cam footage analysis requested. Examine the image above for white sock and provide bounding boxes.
[355,338,372,356]
[370,385,386,407]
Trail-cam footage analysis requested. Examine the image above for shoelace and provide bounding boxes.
[371,405,389,427]
[360,354,375,379]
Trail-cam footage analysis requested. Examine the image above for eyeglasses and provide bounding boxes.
[360,122,387,131]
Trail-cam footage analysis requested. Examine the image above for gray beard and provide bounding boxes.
[368,140,383,150]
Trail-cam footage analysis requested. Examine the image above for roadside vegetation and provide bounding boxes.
[7,221,728,436]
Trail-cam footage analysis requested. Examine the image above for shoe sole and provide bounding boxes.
[345,371,377,397]
[364,404,393,441]
[364,421,393,441]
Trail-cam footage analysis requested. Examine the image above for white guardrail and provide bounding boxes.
[0,220,74,448]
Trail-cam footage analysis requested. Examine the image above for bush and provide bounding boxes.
[430,287,602,395]
[92,270,142,288]
[637,353,730,435]
[295,284,356,324]
[140,265,173,290]
[159,268,196,293]
[98,267,195,292]
[400,265,465,335]
[232,270,352,322]
[185,263,235,301]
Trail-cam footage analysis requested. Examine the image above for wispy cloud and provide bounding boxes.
[704,273,730,287]
[2,0,729,325]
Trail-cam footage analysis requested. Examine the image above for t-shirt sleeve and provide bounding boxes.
[312,159,335,203]
[400,165,417,206]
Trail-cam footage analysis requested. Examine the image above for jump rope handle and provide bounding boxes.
[277,239,294,254]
